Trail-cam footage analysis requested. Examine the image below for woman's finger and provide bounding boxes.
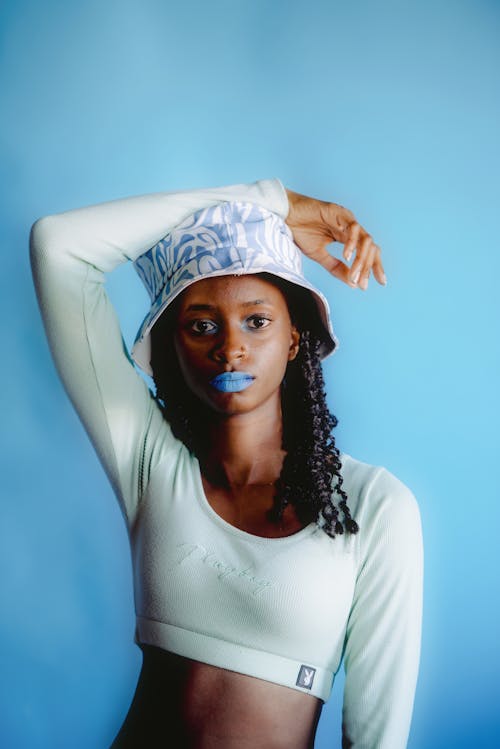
[358,245,378,290]
[348,231,374,286]
[305,245,358,285]
[307,245,384,290]
[372,246,387,285]
[343,222,361,263]
[327,257,356,285]
[306,246,347,276]
[357,244,386,289]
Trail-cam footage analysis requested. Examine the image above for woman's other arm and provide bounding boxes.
[29,179,288,524]
[341,470,424,749]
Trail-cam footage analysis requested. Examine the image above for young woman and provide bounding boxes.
[30,179,423,749]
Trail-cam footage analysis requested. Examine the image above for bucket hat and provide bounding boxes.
[132,200,338,375]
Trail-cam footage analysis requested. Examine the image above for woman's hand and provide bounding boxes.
[285,188,386,290]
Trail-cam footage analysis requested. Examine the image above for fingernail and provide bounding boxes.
[351,270,360,284]
[381,273,387,285]
[345,250,352,262]
[360,277,368,290]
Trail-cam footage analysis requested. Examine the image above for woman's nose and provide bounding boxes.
[211,325,248,364]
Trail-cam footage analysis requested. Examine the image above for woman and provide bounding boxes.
[30,179,423,749]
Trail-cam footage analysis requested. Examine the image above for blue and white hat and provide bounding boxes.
[132,201,338,375]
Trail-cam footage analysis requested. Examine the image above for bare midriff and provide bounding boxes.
[110,646,323,749]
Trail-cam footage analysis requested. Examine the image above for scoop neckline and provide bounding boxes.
[193,459,317,544]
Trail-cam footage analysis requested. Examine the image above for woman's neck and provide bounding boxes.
[201,398,284,488]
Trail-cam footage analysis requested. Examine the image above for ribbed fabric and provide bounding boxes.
[30,179,423,748]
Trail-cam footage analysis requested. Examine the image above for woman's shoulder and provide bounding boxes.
[338,452,421,545]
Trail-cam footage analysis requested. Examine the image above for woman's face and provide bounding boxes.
[172,275,300,416]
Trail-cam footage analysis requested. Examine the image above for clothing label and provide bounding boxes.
[296,664,316,689]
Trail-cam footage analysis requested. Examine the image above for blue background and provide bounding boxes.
[1,0,499,747]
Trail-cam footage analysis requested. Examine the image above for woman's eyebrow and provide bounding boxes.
[185,304,217,311]
[185,299,272,312]
[241,299,270,307]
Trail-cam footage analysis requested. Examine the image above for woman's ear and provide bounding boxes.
[288,326,300,361]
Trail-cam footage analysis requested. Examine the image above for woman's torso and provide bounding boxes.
[130,446,356,703]
[112,496,324,749]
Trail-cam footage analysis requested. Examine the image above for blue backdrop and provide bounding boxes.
[1,0,499,747]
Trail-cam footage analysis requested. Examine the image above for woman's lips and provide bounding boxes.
[209,372,255,393]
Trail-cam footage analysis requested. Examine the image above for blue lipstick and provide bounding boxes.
[210,372,255,393]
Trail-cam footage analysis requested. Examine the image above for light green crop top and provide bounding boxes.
[30,178,423,748]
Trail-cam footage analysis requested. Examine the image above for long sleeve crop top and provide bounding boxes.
[30,178,423,749]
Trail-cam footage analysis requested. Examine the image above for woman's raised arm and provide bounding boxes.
[29,179,288,526]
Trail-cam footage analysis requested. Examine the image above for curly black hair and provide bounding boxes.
[150,273,359,540]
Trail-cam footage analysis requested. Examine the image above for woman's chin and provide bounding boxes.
[205,389,256,416]
[201,387,283,419]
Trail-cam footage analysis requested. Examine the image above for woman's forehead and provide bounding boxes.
[177,274,289,308]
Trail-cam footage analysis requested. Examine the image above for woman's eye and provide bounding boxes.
[246,315,271,329]
[189,319,218,335]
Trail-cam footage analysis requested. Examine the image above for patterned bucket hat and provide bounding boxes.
[132,200,338,375]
